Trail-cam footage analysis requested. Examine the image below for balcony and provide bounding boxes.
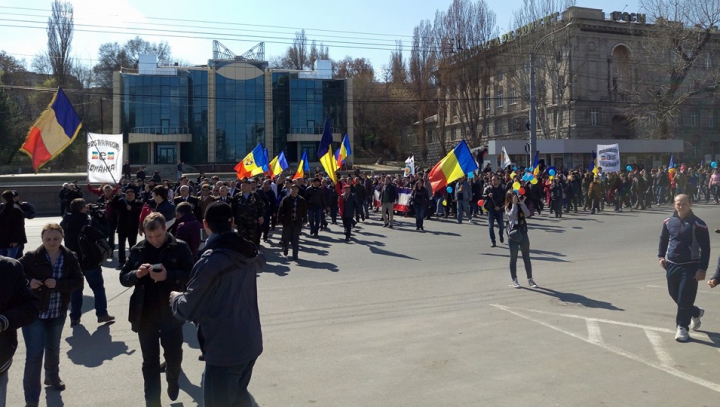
[128,126,192,144]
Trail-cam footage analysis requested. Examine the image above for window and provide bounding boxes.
[426,129,434,143]
[496,88,504,107]
[497,70,504,80]
[451,128,457,140]
[494,119,503,135]
[590,108,599,126]
[708,111,715,129]
[707,54,713,70]
[485,94,490,110]
[690,110,699,127]
[509,87,517,105]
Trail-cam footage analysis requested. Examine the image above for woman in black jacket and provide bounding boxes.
[411,180,430,231]
[19,223,83,406]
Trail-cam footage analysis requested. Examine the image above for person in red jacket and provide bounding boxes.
[171,202,202,259]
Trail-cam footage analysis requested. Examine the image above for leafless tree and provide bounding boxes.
[409,20,438,160]
[625,0,720,139]
[45,0,74,86]
[93,37,173,88]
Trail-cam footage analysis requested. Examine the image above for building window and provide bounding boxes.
[590,108,599,126]
[707,54,713,70]
[494,119,503,135]
[451,128,457,140]
[496,88,504,107]
[426,129,434,143]
[690,110,699,127]
[485,94,490,110]
[497,70,504,80]
[708,111,715,129]
[509,88,517,105]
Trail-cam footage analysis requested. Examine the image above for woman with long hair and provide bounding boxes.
[504,191,536,289]
[19,223,83,406]
[411,179,430,231]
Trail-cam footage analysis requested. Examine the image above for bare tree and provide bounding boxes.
[626,0,720,139]
[93,37,173,88]
[45,0,74,86]
[409,20,438,160]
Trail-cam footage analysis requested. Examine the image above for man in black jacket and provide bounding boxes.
[0,256,39,406]
[259,180,276,243]
[120,212,194,406]
[340,184,360,242]
[483,176,506,247]
[114,189,143,266]
[0,190,27,260]
[171,202,264,407]
[278,184,307,260]
[304,178,325,237]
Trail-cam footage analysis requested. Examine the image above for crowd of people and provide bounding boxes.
[1,158,719,406]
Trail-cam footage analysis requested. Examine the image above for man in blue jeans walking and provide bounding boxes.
[484,176,506,247]
[658,194,710,342]
[304,178,325,237]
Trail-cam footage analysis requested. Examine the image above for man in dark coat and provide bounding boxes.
[232,180,265,245]
[304,178,326,237]
[0,190,27,259]
[114,189,143,266]
[278,184,307,260]
[339,184,360,241]
[258,180,276,243]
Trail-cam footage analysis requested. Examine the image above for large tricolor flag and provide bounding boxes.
[318,117,338,184]
[268,151,289,177]
[428,140,478,193]
[335,133,352,167]
[532,151,540,177]
[20,88,82,172]
[234,143,267,179]
[294,150,309,180]
[589,150,598,175]
[669,155,675,169]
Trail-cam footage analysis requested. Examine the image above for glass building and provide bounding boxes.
[114,52,353,167]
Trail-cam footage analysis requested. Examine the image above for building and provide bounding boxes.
[408,7,720,170]
[112,42,353,166]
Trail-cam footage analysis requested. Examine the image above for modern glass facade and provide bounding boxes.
[272,72,291,159]
[214,61,265,163]
[188,69,208,164]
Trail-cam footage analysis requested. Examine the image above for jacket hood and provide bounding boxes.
[204,232,260,265]
[177,213,198,223]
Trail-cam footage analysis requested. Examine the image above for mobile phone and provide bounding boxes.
[151,264,163,272]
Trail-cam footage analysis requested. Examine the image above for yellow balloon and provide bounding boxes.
[442,200,447,206]
[549,175,555,180]
[530,179,538,184]
[510,172,516,179]
[512,182,521,190]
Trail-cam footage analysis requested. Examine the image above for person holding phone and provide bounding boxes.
[120,213,194,406]
[504,191,536,289]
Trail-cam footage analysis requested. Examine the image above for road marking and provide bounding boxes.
[644,328,674,367]
[586,320,602,344]
[491,304,720,393]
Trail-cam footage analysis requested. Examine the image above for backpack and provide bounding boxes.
[77,222,112,268]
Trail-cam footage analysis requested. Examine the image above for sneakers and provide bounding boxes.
[691,308,705,331]
[511,278,521,288]
[528,278,538,288]
[675,326,689,342]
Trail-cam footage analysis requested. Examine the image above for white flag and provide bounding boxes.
[87,133,123,184]
[404,156,415,176]
[501,146,512,169]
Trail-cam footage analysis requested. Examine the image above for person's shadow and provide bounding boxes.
[65,324,134,367]
[528,286,624,311]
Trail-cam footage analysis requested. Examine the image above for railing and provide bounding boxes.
[289,126,343,134]
[130,126,190,134]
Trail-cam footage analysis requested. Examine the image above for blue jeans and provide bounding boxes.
[0,247,19,259]
[414,205,426,228]
[0,369,7,407]
[666,263,702,330]
[456,200,470,223]
[308,207,323,235]
[70,266,108,321]
[22,314,67,404]
[435,198,445,216]
[487,211,504,244]
[203,360,257,407]
[509,231,532,280]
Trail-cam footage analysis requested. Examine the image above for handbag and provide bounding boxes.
[508,227,524,243]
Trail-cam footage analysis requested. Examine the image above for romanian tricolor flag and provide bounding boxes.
[589,150,598,175]
[234,143,267,179]
[20,88,82,172]
[269,151,289,177]
[107,151,115,160]
[318,117,338,184]
[428,140,478,193]
[293,150,309,180]
[531,151,540,177]
[335,133,352,167]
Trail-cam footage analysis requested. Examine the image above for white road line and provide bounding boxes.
[490,304,720,394]
[644,328,675,367]
[586,320,602,344]
[499,306,675,333]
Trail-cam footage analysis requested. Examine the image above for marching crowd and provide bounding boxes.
[0,159,718,407]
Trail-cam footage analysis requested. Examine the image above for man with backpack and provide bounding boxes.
[60,199,115,327]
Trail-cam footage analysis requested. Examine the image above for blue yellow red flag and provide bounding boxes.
[427,140,478,193]
[234,143,267,179]
[317,117,338,183]
[294,150,309,180]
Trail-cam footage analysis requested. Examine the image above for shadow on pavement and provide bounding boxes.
[480,252,569,263]
[65,324,134,367]
[692,330,720,348]
[176,368,203,405]
[529,287,624,311]
[182,322,200,350]
[295,258,339,272]
[46,390,64,407]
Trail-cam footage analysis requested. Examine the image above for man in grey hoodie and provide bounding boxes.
[171,202,265,407]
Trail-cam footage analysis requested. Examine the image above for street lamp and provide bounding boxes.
[529,22,573,164]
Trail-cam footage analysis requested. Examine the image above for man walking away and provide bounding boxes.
[380,176,398,228]
[278,184,307,260]
[171,202,264,407]
[339,184,360,242]
[658,194,710,342]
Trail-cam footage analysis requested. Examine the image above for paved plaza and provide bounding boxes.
[6,204,720,406]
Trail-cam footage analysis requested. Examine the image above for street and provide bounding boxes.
[6,204,720,407]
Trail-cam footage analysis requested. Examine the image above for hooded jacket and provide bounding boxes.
[658,210,710,270]
[172,232,264,366]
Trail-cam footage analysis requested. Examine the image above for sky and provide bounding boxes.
[0,0,640,78]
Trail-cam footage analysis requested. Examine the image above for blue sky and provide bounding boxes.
[0,0,639,76]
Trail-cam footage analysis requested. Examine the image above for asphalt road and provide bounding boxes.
[6,203,720,407]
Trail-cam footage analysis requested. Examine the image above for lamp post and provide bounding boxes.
[529,22,573,164]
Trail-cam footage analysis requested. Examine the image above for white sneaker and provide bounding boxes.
[528,278,538,288]
[691,308,705,331]
[511,278,520,288]
[675,326,689,342]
